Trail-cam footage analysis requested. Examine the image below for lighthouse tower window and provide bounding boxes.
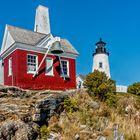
[99,62,103,68]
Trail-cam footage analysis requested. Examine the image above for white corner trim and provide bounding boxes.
[1,25,15,55]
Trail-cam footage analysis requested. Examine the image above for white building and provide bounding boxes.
[76,75,86,89]
[92,38,111,78]
[116,85,128,93]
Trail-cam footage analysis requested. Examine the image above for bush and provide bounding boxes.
[63,97,79,113]
[84,70,116,100]
[127,82,140,96]
[40,125,50,139]
[105,93,118,107]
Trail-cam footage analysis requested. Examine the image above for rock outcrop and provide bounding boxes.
[0,86,67,140]
[32,94,65,122]
[0,86,139,140]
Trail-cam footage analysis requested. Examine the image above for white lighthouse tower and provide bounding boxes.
[92,38,111,78]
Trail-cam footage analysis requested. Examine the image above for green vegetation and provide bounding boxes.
[63,97,79,113]
[39,72,140,139]
[40,125,50,139]
[84,70,116,100]
[48,91,140,140]
[105,93,118,107]
[127,82,140,96]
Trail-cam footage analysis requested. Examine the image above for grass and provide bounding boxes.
[1,87,139,140]
[47,90,140,140]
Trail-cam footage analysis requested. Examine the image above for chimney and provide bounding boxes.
[34,5,51,34]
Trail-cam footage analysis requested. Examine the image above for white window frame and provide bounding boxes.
[46,57,54,76]
[8,57,12,76]
[61,60,69,77]
[27,54,38,74]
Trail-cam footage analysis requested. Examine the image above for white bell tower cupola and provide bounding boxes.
[92,38,111,78]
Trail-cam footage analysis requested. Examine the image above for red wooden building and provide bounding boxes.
[0,5,79,90]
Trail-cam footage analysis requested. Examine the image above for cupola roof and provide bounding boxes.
[95,38,106,46]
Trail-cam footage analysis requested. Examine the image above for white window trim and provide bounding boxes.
[8,57,12,76]
[27,54,38,74]
[45,57,54,76]
[61,60,69,78]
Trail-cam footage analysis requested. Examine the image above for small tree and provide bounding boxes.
[84,70,116,100]
[127,82,140,96]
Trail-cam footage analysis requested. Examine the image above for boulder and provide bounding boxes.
[0,120,38,140]
[48,132,61,140]
[0,121,17,139]
[80,125,87,130]
[98,136,107,140]
[0,115,5,122]
[32,94,65,122]
[15,122,38,140]
[88,101,100,109]
[75,133,80,140]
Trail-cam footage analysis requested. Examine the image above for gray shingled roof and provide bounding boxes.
[78,74,86,81]
[7,25,79,55]
[60,39,79,55]
[7,25,46,46]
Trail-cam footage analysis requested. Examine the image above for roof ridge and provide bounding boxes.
[6,24,48,36]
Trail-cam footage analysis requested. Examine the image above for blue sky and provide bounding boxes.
[0,0,140,85]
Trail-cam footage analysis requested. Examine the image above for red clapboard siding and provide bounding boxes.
[4,49,76,90]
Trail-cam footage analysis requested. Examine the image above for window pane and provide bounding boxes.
[46,58,53,75]
[27,55,37,73]
[99,62,103,68]
[8,58,12,76]
[61,60,69,77]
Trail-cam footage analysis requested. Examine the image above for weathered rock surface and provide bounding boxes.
[0,120,38,140]
[0,86,139,140]
[0,86,67,140]
[32,95,65,122]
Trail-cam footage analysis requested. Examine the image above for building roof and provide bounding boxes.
[60,39,79,55]
[6,25,79,55]
[95,38,106,46]
[7,25,47,46]
[77,74,86,81]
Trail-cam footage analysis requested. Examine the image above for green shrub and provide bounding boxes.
[84,70,116,100]
[105,93,118,107]
[127,82,140,96]
[40,125,49,139]
[63,97,79,113]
